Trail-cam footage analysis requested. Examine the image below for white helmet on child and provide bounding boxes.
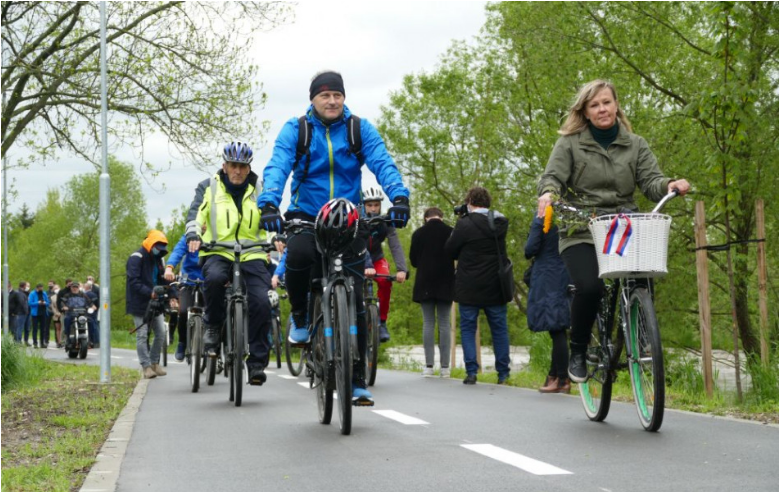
[362,186,384,203]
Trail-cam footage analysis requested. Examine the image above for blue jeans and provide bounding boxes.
[459,304,510,378]
[13,315,26,342]
[133,314,165,368]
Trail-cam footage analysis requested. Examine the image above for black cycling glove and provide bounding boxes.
[260,204,284,233]
[388,196,410,228]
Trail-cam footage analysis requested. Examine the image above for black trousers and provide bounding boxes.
[559,243,604,353]
[285,229,368,377]
[547,329,569,380]
[175,285,196,345]
[201,256,271,366]
[32,314,49,345]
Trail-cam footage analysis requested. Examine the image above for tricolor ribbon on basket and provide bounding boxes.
[602,214,632,256]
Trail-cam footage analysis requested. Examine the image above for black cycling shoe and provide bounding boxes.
[247,364,267,386]
[568,352,588,383]
[204,326,221,356]
[463,374,477,385]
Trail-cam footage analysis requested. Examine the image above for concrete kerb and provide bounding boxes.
[80,375,149,492]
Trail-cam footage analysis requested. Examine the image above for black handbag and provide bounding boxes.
[487,210,515,303]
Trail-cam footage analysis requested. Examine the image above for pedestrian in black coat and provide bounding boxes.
[524,214,571,393]
[409,207,454,376]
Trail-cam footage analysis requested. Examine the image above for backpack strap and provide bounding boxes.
[291,116,313,199]
[347,114,365,164]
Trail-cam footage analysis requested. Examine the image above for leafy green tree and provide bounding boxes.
[1,1,291,169]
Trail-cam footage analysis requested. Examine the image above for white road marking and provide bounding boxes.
[372,410,429,425]
[277,375,298,380]
[111,356,124,359]
[266,370,276,374]
[297,382,310,389]
[461,444,572,475]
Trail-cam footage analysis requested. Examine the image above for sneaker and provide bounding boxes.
[287,312,310,344]
[248,363,267,386]
[204,326,221,356]
[175,342,186,362]
[463,374,477,385]
[421,366,434,377]
[378,322,390,343]
[497,375,509,385]
[143,366,157,379]
[151,363,167,376]
[568,352,588,383]
[352,379,374,406]
[440,367,450,379]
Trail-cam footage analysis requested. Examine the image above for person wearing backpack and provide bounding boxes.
[257,70,410,405]
[445,187,512,385]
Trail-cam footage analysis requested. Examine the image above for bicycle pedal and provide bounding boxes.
[352,398,374,407]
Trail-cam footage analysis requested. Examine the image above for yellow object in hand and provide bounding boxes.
[543,205,553,234]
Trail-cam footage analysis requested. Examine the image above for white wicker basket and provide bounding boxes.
[588,213,672,279]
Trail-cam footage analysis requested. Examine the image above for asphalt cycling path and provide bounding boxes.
[42,347,778,491]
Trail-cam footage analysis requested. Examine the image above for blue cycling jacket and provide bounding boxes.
[258,104,409,217]
[166,234,204,284]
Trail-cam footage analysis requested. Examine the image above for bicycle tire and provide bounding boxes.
[285,317,306,377]
[190,315,203,393]
[162,324,168,367]
[578,315,612,422]
[272,316,282,369]
[313,307,333,425]
[333,285,352,435]
[627,287,665,432]
[233,302,246,407]
[366,304,380,386]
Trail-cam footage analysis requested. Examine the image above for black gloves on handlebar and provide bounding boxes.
[185,231,200,244]
[260,204,284,233]
[388,196,410,228]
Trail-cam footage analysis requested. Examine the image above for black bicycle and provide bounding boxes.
[201,240,271,407]
[557,190,681,432]
[362,274,397,387]
[172,277,206,393]
[285,212,388,435]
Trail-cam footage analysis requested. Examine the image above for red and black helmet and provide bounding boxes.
[315,198,360,254]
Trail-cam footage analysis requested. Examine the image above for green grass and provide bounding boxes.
[1,353,138,492]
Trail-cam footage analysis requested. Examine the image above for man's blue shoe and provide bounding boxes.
[352,379,374,406]
[175,342,185,362]
[287,313,310,344]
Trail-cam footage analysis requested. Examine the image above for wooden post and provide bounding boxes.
[475,317,482,373]
[694,201,714,398]
[755,199,769,365]
[450,302,456,369]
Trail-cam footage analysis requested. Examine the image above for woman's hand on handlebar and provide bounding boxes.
[271,274,280,289]
[364,268,376,278]
[537,192,554,218]
[668,179,691,196]
[164,267,175,281]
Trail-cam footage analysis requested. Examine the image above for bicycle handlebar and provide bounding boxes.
[553,188,682,218]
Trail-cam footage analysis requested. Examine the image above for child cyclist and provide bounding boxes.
[361,186,408,343]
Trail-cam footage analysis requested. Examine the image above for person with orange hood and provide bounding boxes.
[126,229,178,379]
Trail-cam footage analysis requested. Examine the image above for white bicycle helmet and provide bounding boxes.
[362,186,384,202]
[268,290,279,309]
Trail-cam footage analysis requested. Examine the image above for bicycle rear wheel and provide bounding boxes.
[271,315,282,369]
[578,316,612,422]
[285,317,306,377]
[627,287,665,431]
[333,285,352,435]
[366,304,380,386]
[233,302,246,407]
[162,324,168,367]
[313,299,332,425]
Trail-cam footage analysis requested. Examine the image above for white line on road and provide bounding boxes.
[277,375,298,380]
[298,382,310,389]
[111,356,124,359]
[372,410,429,425]
[461,444,572,475]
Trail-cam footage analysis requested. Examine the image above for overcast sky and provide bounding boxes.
[6,1,488,225]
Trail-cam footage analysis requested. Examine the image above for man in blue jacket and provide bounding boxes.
[164,232,205,361]
[257,70,410,405]
[28,284,51,348]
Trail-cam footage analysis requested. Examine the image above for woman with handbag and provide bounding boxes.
[524,214,571,393]
[445,186,512,385]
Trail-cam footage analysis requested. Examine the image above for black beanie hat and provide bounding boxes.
[309,71,345,101]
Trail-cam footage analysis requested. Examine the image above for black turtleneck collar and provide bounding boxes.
[219,169,250,211]
[588,120,620,150]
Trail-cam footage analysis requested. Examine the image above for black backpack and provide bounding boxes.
[291,114,365,197]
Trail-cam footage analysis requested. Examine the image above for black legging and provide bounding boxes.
[560,243,604,354]
[174,285,195,345]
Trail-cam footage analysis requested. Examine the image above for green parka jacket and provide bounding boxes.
[537,124,672,253]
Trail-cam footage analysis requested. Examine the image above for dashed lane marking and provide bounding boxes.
[277,375,298,380]
[297,382,310,389]
[372,410,429,425]
[461,444,572,475]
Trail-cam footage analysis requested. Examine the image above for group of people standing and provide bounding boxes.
[6,277,101,349]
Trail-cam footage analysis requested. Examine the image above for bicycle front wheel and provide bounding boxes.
[578,316,612,422]
[333,285,352,435]
[366,304,380,386]
[233,302,246,407]
[190,315,203,393]
[312,300,332,425]
[271,315,282,369]
[627,287,665,432]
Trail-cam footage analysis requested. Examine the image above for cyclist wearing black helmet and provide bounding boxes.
[257,71,410,404]
[187,142,273,386]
